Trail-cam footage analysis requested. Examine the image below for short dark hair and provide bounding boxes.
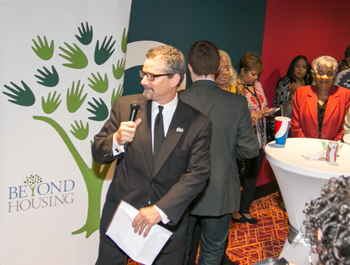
[345,45,350,58]
[285,55,312,85]
[146,45,186,88]
[188,41,220,76]
[239,52,263,73]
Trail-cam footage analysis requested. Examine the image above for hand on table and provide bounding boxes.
[132,206,162,237]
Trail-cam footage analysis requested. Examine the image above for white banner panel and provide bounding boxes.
[0,0,132,264]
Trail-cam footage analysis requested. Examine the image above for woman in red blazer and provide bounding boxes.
[291,55,350,141]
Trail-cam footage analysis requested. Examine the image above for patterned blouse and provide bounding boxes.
[273,76,291,109]
[237,81,268,149]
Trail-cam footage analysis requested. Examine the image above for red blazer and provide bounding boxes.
[291,85,350,141]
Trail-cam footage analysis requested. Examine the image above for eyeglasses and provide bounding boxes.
[139,70,173,81]
[219,67,231,72]
[317,71,334,77]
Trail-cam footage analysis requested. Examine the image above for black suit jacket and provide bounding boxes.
[92,94,211,252]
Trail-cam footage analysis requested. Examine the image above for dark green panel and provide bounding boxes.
[124,0,267,93]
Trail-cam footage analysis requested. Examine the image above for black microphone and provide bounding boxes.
[124,100,141,150]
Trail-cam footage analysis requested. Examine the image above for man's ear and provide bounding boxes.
[170,73,181,89]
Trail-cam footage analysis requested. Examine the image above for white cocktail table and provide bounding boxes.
[265,138,350,265]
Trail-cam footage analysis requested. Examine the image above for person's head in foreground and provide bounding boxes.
[304,175,350,265]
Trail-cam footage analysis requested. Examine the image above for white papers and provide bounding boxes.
[300,150,326,160]
[106,200,173,265]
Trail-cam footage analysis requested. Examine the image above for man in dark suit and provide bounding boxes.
[179,41,259,265]
[92,45,212,265]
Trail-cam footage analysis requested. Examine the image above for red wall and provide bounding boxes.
[257,0,350,186]
[261,0,350,107]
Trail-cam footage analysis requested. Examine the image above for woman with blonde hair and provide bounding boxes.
[215,50,244,96]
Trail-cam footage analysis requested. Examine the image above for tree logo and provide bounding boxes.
[24,174,43,197]
[3,22,127,238]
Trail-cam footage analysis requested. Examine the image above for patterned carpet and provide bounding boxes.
[226,193,288,264]
[128,193,289,265]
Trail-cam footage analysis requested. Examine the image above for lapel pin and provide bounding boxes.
[176,127,184,132]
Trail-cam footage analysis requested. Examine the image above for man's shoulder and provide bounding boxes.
[178,97,211,123]
[179,80,217,93]
[180,81,245,100]
[115,93,144,102]
[190,79,218,89]
[112,94,145,108]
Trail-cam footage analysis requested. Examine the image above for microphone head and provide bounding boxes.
[130,100,141,110]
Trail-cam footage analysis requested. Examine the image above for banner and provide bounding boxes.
[0,0,132,264]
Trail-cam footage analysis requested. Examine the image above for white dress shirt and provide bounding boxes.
[111,94,179,224]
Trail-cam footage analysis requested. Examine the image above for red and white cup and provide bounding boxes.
[326,141,338,163]
[275,117,291,146]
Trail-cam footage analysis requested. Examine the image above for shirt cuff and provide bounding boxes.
[112,133,125,156]
[153,205,170,224]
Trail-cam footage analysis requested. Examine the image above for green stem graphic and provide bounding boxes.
[33,115,110,238]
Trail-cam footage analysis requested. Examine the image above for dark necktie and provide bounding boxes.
[154,105,164,168]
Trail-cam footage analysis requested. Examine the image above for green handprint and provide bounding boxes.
[3,81,35,106]
[42,91,61,114]
[32,36,54,60]
[87,98,108,121]
[88,72,108,93]
[59,43,88,69]
[112,58,125,80]
[95,36,115,65]
[111,84,123,106]
[67,80,87,113]
[70,120,89,140]
[121,28,128,53]
[76,22,93,45]
[35,66,59,87]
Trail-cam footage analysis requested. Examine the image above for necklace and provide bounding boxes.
[238,81,253,87]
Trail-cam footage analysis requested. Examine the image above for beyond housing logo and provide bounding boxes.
[8,175,75,213]
[2,22,127,237]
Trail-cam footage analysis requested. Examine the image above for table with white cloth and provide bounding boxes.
[265,138,350,265]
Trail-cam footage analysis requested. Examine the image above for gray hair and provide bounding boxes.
[146,45,186,88]
[218,50,237,87]
[311,55,338,76]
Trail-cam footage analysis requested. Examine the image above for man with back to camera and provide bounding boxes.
[179,40,259,265]
[92,45,212,265]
